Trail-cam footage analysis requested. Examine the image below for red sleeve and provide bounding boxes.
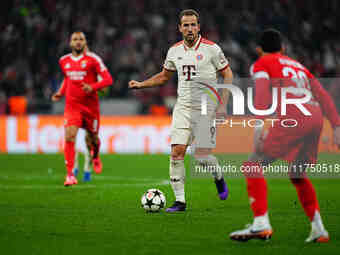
[92,70,113,91]
[57,59,68,95]
[58,79,67,95]
[251,60,272,119]
[309,75,340,127]
[91,56,113,91]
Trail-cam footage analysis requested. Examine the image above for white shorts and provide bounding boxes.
[170,104,216,148]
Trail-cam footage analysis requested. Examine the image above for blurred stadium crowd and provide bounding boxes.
[1,0,340,115]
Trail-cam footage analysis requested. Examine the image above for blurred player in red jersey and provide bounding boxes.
[54,45,108,182]
[230,29,340,242]
[54,78,95,182]
[52,31,113,186]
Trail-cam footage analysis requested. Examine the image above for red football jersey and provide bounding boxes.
[251,53,340,127]
[59,51,112,112]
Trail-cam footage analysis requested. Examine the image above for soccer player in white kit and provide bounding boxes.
[129,9,233,212]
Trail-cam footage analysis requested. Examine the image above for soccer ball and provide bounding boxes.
[141,189,166,212]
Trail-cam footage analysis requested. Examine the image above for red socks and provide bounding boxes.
[242,161,268,217]
[64,141,75,176]
[242,161,319,221]
[291,177,319,221]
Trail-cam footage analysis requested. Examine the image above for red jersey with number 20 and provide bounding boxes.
[250,53,340,127]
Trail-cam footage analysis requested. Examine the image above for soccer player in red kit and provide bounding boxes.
[230,29,340,242]
[52,31,113,186]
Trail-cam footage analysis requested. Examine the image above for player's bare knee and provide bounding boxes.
[289,160,308,180]
[65,126,78,142]
[248,152,262,162]
[65,133,76,142]
[65,129,77,142]
[171,145,186,160]
[290,177,303,185]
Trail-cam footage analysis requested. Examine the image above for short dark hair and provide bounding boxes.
[179,9,200,24]
[70,30,86,38]
[258,29,282,53]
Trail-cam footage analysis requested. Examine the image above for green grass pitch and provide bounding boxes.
[0,153,339,254]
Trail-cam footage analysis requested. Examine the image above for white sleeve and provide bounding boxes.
[211,45,229,71]
[163,48,176,71]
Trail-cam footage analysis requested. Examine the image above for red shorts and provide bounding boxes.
[262,108,323,164]
[64,109,100,134]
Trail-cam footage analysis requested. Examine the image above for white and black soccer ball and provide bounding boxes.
[141,189,166,212]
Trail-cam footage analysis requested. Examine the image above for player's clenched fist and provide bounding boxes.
[129,80,143,89]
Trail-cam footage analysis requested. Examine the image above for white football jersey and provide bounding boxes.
[163,35,229,108]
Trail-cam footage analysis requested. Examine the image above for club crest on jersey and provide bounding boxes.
[219,52,226,64]
[81,60,87,68]
[64,63,70,69]
[196,54,203,61]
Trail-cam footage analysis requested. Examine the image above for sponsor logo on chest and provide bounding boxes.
[66,70,87,81]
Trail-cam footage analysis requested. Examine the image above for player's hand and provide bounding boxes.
[51,92,63,102]
[82,83,93,93]
[128,80,144,89]
[333,126,340,148]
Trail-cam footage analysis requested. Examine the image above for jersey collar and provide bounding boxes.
[183,35,202,51]
[70,54,84,61]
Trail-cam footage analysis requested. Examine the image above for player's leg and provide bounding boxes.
[166,104,191,212]
[289,163,328,242]
[166,143,188,212]
[82,133,92,181]
[194,148,228,200]
[229,151,274,241]
[87,131,102,174]
[84,114,102,174]
[64,125,79,186]
[192,109,228,199]
[73,151,79,177]
[84,149,91,172]
[290,132,329,242]
[88,131,100,159]
[230,127,275,241]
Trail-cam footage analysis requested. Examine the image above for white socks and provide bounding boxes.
[170,158,186,203]
[252,213,271,230]
[195,155,223,180]
[311,211,326,234]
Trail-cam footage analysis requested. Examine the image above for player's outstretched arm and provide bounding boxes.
[309,76,340,147]
[310,77,340,127]
[129,68,174,89]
